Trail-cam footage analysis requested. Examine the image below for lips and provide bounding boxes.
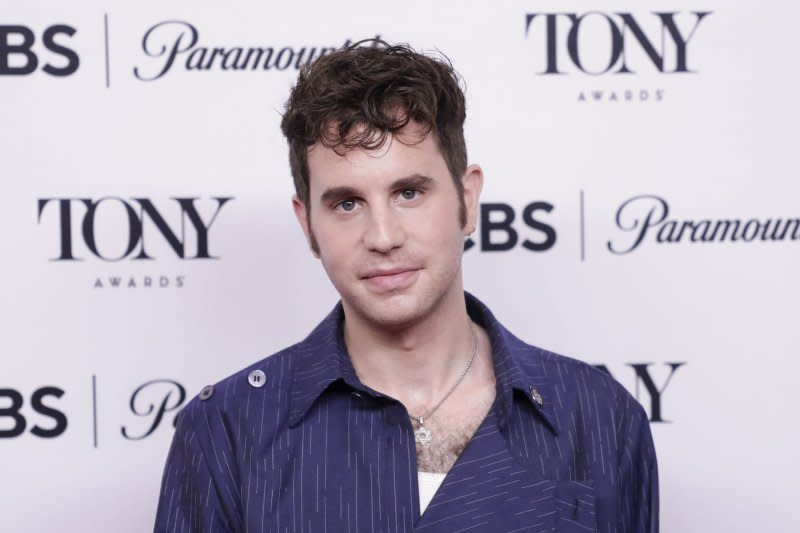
[360,267,421,292]
[362,267,419,278]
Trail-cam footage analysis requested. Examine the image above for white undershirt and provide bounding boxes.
[418,471,447,515]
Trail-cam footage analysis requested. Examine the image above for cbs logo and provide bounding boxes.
[465,202,557,252]
[0,387,67,438]
[0,24,79,76]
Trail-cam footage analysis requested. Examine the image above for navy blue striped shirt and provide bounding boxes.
[155,292,658,532]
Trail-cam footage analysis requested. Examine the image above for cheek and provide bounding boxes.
[408,203,462,244]
[314,222,358,270]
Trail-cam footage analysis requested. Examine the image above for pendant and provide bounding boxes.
[414,419,433,446]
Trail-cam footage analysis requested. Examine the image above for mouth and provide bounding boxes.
[360,267,421,293]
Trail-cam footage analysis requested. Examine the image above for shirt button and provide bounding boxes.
[351,391,364,399]
[199,385,214,401]
[529,386,543,407]
[248,369,267,388]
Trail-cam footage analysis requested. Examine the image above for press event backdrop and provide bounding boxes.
[1,0,798,531]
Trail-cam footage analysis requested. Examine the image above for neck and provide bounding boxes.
[343,284,475,406]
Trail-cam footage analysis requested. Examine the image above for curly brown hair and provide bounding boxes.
[280,39,468,226]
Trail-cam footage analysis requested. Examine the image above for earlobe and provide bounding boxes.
[292,195,320,258]
[462,164,484,232]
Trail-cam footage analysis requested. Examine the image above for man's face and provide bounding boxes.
[293,122,482,330]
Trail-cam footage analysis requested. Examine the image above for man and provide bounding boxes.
[154,40,658,532]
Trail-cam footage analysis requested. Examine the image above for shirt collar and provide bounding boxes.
[287,291,560,436]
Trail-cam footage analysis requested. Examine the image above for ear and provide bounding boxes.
[292,195,320,258]
[461,164,484,234]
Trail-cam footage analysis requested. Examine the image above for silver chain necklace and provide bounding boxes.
[410,325,478,446]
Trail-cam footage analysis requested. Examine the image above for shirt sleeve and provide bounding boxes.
[153,401,237,533]
[617,397,660,533]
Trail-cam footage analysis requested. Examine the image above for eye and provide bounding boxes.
[336,199,358,212]
[400,189,418,200]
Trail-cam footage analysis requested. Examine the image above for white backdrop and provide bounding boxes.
[2,1,799,531]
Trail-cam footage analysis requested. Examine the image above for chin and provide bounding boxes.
[347,290,434,330]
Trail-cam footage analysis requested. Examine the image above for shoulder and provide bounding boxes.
[510,335,649,434]
[505,325,630,401]
[537,344,634,405]
[472,292,641,420]
[177,344,298,435]
[517,341,655,463]
[174,303,343,446]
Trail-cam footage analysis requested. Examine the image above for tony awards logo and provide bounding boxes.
[37,196,233,288]
[524,11,712,102]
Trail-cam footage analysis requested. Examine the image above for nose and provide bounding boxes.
[363,205,405,253]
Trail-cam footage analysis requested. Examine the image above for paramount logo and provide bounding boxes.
[133,20,378,81]
[608,195,800,254]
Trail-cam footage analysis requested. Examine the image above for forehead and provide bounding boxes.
[306,124,450,196]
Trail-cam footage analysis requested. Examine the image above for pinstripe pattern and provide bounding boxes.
[154,292,658,532]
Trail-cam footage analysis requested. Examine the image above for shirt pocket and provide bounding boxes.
[555,480,596,532]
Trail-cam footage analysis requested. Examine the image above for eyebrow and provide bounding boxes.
[319,174,434,206]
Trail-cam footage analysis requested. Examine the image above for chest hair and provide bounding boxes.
[413,390,496,473]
